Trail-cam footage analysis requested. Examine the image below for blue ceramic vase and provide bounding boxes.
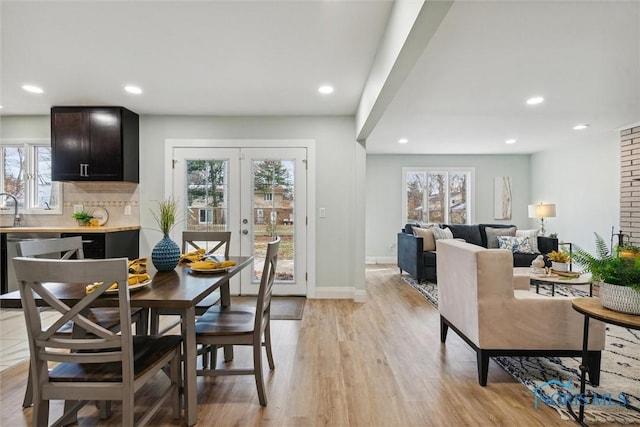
[151,235,180,271]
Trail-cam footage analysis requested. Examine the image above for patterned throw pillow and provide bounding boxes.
[431,226,454,241]
[516,229,539,253]
[485,226,516,249]
[497,236,535,254]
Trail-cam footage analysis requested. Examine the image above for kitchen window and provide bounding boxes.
[1,141,62,214]
[403,167,474,225]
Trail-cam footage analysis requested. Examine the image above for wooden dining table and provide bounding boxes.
[0,255,253,426]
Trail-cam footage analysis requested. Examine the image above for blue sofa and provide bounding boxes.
[397,223,558,283]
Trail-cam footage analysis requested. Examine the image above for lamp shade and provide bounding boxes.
[528,203,556,219]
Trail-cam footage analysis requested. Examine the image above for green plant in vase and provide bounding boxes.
[150,197,181,271]
[573,233,640,314]
[72,210,93,226]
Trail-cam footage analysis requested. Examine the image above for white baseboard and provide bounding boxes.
[365,256,397,264]
[312,286,367,302]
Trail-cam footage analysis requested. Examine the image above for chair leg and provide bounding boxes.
[171,350,181,419]
[477,350,490,387]
[264,321,275,370]
[22,367,33,407]
[209,345,218,368]
[34,399,50,427]
[440,316,449,343]
[253,343,267,406]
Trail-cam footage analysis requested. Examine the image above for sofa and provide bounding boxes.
[437,239,605,386]
[397,223,558,283]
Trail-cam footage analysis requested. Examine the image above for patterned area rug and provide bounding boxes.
[402,275,640,424]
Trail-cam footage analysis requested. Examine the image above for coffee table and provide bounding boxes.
[531,272,593,296]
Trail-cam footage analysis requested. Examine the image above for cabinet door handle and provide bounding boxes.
[79,163,90,177]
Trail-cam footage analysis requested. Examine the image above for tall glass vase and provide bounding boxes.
[151,234,180,271]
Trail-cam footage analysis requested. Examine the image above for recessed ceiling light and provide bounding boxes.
[398,138,408,144]
[573,124,589,130]
[526,96,544,105]
[318,85,334,95]
[22,84,44,94]
[124,85,142,95]
[505,139,517,144]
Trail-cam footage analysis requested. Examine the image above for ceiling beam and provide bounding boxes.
[355,0,453,143]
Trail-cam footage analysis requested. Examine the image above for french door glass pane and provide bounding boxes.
[252,159,294,283]
[184,158,228,223]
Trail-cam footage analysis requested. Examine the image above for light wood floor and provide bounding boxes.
[0,265,617,426]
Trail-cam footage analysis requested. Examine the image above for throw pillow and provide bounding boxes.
[431,226,454,241]
[485,226,516,249]
[516,229,539,253]
[413,227,436,251]
[497,236,535,254]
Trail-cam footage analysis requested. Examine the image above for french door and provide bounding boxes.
[172,147,307,295]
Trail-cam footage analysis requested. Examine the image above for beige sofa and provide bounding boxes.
[436,239,606,386]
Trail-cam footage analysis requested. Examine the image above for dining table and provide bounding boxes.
[0,255,253,426]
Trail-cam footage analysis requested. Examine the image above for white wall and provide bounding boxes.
[0,115,366,296]
[139,115,363,296]
[530,133,620,256]
[366,153,531,263]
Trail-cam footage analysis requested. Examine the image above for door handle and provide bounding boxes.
[242,229,249,235]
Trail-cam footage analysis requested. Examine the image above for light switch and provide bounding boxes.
[124,205,132,215]
[319,208,326,218]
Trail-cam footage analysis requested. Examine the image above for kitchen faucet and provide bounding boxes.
[0,192,22,226]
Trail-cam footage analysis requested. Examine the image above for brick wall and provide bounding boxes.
[620,125,640,244]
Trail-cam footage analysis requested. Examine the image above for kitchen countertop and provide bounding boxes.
[0,225,141,233]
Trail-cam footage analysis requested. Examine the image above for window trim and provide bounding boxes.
[402,167,475,226]
[1,139,62,215]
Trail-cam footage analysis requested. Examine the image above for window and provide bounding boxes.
[1,141,62,214]
[403,167,474,225]
[198,208,213,224]
[263,193,273,201]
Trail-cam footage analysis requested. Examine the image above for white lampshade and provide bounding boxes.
[528,203,556,219]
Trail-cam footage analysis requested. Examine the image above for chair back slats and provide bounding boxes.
[182,231,231,257]
[13,257,131,369]
[254,237,280,333]
[17,236,85,259]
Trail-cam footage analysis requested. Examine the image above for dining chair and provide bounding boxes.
[16,236,148,409]
[13,257,182,426]
[194,237,280,406]
[149,231,231,336]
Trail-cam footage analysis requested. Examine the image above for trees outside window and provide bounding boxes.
[1,142,61,214]
[403,168,473,225]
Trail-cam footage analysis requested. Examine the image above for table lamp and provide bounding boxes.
[528,203,556,236]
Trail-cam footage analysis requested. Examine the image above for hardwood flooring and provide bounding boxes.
[0,265,619,426]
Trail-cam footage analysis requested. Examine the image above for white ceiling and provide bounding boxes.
[1,1,639,155]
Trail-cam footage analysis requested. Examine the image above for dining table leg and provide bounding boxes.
[220,280,234,362]
[181,306,197,426]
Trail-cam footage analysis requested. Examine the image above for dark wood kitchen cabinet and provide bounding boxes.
[61,229,139,260]
[51,106,139,182]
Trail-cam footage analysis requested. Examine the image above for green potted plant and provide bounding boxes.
[573,233,640,314]
[150,197,181,271]
[547,249,571,272]
[72,210,93,226]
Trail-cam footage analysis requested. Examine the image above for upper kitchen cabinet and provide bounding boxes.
[51,106,139,182]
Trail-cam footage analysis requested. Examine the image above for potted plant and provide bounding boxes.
[616,244,640,259]
[547,249,571,272]
[573,233,640,315]
[150,197,181,271]
[72,210,93,226]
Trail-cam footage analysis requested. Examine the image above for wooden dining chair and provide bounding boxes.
[149,231,231,336]
[194,237,280,406]
[16,236,148,409]
[13,257,182,426]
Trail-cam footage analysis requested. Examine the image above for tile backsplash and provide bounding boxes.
[1,182,140,228]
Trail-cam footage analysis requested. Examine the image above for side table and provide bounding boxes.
[531,273,593,296]
[570,298,640,425]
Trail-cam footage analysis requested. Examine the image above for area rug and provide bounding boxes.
[402,275,640,424]
[230,296,305,320]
